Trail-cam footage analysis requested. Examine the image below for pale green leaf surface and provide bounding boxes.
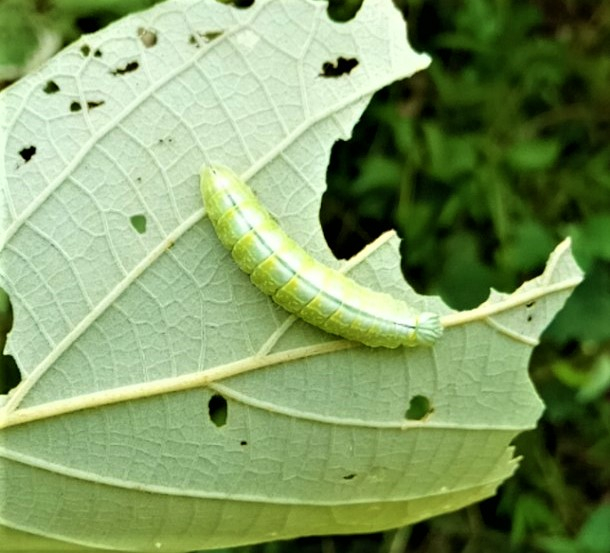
[0,0,583,551]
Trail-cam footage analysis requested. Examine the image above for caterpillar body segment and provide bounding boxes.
[200,165,443,348]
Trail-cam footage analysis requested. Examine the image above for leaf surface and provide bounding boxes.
[0,0,583,550]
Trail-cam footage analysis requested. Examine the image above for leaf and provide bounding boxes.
[0,0,583,551]
[505,138,562,171]
[576,504,610,553]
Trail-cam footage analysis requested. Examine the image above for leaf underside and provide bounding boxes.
[0,0,583,551]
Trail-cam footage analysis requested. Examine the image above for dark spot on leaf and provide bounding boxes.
[138,27,157,48]
[405,395,433,421]
[320,57,359,78]
[526,301,536,308]
[208,394,228,427]
[188,34,199,47]
[527,315,533,322]
[111,61,139,76]
[43,80,60,94]
[240,440,248,446]
[94,49,102,58]
[19,146,36,162]
[130,214,147,234]
[87,100,105,110]
[342,473,356,480]
[70,101,82,112]
[80,44,91,56]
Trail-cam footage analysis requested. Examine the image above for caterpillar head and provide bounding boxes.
[412,312,443,346]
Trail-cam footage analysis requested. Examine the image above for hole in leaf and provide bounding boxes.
[320,57,359,78]
[405,395,433,421]
[70,101,82,112]
[240,440,248,446]
[87,100,105,110]
[19,146,36,163]
[227,0,254,8]
[43,80,60,94]
[138,27,157,47]
[94,49,102,58]
[208,394,228,427]
[0,289,21,395]
[327,0,363,21]
[130,215,147,234]
[202,30,223,42]
[111,61,139,76]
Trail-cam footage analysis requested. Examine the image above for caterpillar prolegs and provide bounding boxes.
[200,165,443,348]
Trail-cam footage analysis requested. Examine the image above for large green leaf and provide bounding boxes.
[0,0,583,551]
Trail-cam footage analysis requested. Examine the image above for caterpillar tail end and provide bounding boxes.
[414,312,443,346]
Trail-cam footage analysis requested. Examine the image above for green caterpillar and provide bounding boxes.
[200,165,443,348]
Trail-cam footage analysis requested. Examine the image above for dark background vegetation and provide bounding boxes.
[1,0,609,552]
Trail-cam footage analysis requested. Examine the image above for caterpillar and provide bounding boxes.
[200,165,443,348]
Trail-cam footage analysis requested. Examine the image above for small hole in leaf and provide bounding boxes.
[208,394,228,427]
[320,57,359,78]
[43,80,60,94]
[130,214,147,234]
[227,0,254,8]
[80,44,91,56]
[138,27,157,48]
[240,440,248,446]
[405,395,433,421]
[0,288,21,395]
[19,146,36,162]
[70,101,82,112]
[327,0,363,21]
[86,100,105,110]
[202,31,223,42]
[342,473,356,480]
[111,61,139,76]
[94,49,102,58]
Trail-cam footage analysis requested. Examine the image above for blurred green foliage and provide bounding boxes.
[1,0,609,552]
[0,0,164,82]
